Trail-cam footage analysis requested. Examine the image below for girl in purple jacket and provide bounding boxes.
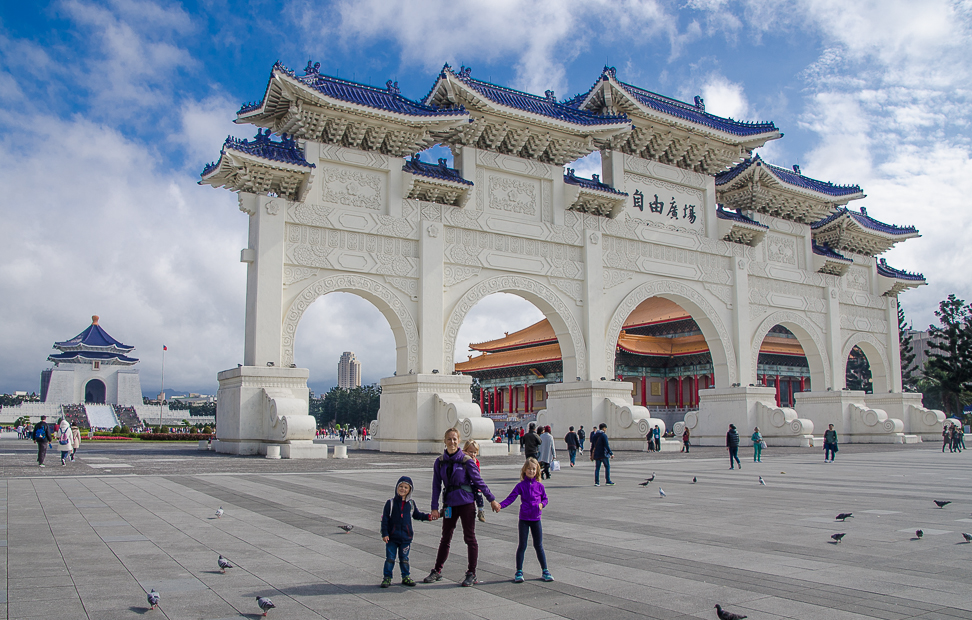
[498,457,553,583]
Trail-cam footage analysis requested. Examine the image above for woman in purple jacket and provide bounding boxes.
[423,428,501,587]
[498,457,553,583]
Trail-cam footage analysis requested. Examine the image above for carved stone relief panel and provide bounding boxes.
[838,289,886,309]
[443,226,583,278]
[601,235,731,284]
[443,265,481,288]
[623,172,705,235]
[288,202,416,239]
[623,156,708,189]
[839,304,889,333]
[764,234,797,266]
[749,276,826,313]
[285,223,418,277]
[843,266,869,292]
[320,164,385,211]
[476,150,552,179]
[486,172,540,218]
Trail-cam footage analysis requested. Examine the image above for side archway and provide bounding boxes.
[841,332,890,393]
[444,275,587,380]
[282,274,419,375]
[751,311,830,390]
[605,280,737,387]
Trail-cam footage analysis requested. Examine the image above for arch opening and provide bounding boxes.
[846,345,872,394]
[451,291,576,427]
[84,379,106,404]
[611,297,717,420]
[755,325,812,407]
[841,335,890,394]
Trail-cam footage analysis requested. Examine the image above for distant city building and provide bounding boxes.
[338,351,361,389]
[906,330,939,377]
[41,315,142,406]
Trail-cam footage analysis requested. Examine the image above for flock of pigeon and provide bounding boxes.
[144,506,278,616]
[639,471,972,619]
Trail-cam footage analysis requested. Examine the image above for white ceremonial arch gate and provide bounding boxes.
[202,62,942,457]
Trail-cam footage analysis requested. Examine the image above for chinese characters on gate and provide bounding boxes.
[633,189,696,224]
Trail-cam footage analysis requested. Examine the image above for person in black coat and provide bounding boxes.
[380,475,430,587]
[33,416,51,467]
[521,422,541,461]
[590,423,614,485]
[564,426,579,466]
[726,424,741,470]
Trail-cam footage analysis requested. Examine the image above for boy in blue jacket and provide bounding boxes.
[380,475,431,588]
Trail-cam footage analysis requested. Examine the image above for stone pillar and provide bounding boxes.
[242,194,287,367]
[886,297,903,392]
[732,258,752,383]
[581,230,603,381]
[600,149,625,190]
[825,286,842,390]
[641,376,647,407]
[419,220,444,373]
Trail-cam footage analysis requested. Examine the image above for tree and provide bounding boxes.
[846,346,872,393]
[923,294,972,416]
[315,385,381,428]
[899,304,917,391]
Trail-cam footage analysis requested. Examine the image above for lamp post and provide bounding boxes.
[159,345,166,430]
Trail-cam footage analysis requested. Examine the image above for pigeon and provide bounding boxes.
[645,472,655,483]
[715,604,747,620]
[934,500,951,508]
[340,524,354,533]
[915,529,923,539]
[692,476,697,483]
[256,596,275,616]
[836,513,853,521]
[831,533,846,543]
[639,479,652,487]
[218,555,233,573]
[962,532,972,543]
[658,488,666,498]
[215,506,224,518]
[758,476,766,486]
[147,589,160,610]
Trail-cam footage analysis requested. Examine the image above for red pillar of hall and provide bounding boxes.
[677,376,684,408]
[479,388,484,413]
[775,375,781,407]
[494,387,499,414]
[523,383,529,413]
[641,376,647,407]
[664,379,669,407]
[799,376,806,392]
[693,374,699,407]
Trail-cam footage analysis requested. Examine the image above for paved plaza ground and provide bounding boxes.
[2,435,971,620]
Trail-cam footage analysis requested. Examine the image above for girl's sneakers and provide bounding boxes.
[477,509,486,522]
[380,577,392,588]
[542,570,554,582]
[401,576,416,587]
[513,570,524,583]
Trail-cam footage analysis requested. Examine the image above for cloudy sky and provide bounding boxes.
[1,0,969,397]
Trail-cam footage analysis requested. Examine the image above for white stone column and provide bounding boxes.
[702,175,719,242]
[419,220,444,373]
[582,229,603,381]
[600,149,625,190]
[732,258,751,386]
[387,159,403,218]
[886,297,903,392]
[242,193,287,367]
[825,286,842,390]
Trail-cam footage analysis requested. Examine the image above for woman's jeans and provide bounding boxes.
[825,444,837,460]
[753,442,762,461]
[383,541,411,578]
[516,519,547,571]
[594,458,612,484]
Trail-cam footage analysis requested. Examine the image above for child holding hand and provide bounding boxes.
[463,440,487,522]
[380,475,431,588]
[498,457,552,583]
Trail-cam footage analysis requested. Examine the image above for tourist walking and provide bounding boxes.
[380,475,431,588]
[462,440,487,522]
[537,426,556,479]
[652,425,661,451]
[590,423,614,486]
[498,457,552,583]
[681,426,691,453]
[507,425,517,447]
[943,423,950,453]
[564,426,579,467]
[521,422,541,461]
[56,419,73,466]
[726,424,741,469]
[33,415,51,467]
[577,426,586,454]
[823,424,838,462]
[751,427,763,462]
[424,428,500,587]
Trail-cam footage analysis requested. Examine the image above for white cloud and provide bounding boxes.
[453,294,546,364]
[173,95,243,168]
[698,73,750,119]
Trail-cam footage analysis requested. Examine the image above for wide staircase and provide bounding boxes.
[85,404,119,429]
[60,404,89,428]
[113,405,141,429]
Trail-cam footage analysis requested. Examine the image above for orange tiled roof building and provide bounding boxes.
[456,298,809,422]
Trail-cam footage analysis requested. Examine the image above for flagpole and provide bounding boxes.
[159,345,166,430]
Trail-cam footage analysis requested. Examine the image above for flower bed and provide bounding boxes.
[139,433,214,441]
[89,435,136,440]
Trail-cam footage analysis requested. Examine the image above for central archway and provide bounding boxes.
[85,379,106,404]
[444,275,586,381]
[605,281,737,387]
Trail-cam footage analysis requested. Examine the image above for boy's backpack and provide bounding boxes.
[33,425,47,441]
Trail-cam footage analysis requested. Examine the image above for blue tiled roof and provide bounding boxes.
[55,321,134,352]
[201,129,314,178]
[811,207,918,236]
[49,351,139,364]
[439,65,628,127]
[568,67,778,138]
[564,169,627,195]
[240,61,465,118]
[403,155,473,186]
[716,156,864,197]
[812,241,852,262]
[716,205,769,228]
[877,258,925,281]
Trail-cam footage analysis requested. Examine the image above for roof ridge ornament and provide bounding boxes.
[792,164,801,175]
[602,65,617,80]
[545,89,556,102]
[386,80,400,95]
[458,65,472,79]
[694,96,705,112]
[304,60,321,75]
